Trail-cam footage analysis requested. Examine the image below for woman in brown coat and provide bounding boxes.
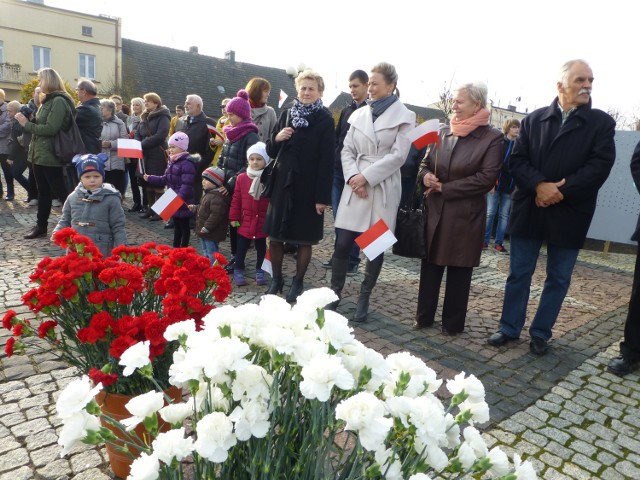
[414,81,502,334]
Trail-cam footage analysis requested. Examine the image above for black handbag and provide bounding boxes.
[260,110,289,198]
[393,170,428,258]
[52,100,85,165]
[393,204,427,259]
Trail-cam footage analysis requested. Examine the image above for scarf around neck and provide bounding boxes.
[247,167,265,200]
[224,119,259,143]
[169,151,189,163]
[290,98,323,128]
[369,94,398,122]
[449,108,491,137]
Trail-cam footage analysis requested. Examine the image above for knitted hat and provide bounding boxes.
[73,153,107,179]
[168,131,190,151]
[246,141,270,165]
[225,89,251,121]
[202,166,225,187]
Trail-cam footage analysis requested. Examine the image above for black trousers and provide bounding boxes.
[415,260,473,333]
[621,243,640,361]
[173,217,191,248]
[33,164,69,228]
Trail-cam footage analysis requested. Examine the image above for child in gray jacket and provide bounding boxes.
[52,153,126,256]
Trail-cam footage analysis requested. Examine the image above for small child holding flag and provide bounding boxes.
[228,142,271,286]
[144,132,196,248]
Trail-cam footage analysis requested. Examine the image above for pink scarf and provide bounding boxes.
[223,119,259,143]
[450,108,491,137]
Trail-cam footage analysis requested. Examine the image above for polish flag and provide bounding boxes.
[151,188,185,222]
[407,119,440,150]
[261,249,273,276]
[278,89,288,109]
[117,139,143,158]
[207,124,224,141]
[355,219,397,261]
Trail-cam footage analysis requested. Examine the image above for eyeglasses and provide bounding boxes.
[220,105,226,109]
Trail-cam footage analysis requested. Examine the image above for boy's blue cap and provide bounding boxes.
[73,153,108,179]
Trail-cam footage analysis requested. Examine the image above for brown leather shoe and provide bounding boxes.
[24,225,47,239]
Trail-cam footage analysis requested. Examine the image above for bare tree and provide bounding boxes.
[436,80,454,124]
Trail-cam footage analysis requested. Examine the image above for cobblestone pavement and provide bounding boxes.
[1,191,638,479]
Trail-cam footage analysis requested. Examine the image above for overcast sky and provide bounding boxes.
[45,0,637,120]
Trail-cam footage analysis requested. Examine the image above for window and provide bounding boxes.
[0,40,4,63]
[33,46,51,71]
[82,26,93,37]
[79,54,95,79]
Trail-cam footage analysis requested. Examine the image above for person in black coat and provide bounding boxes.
[183,94,217,202]
[263,70,334,303]
[488,59,616,356]
[75,79,102,154]
[135,92,171,221]
[323,69,369,274]
[608,140,640,376]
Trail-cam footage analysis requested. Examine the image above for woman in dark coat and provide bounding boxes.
[264,70,334,302]
[135,92,171,221]
[414,81,503,334]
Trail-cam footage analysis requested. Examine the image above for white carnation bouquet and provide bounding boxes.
[56,288,537,480]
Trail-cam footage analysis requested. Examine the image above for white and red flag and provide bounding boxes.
[151,188,185,222]
[407,119,440,150]
[117,139,143,159]
[278,89,288,109]
[355,219,397,261]
[261,249,273,276]
[207,124,224,141]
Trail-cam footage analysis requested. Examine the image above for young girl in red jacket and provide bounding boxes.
[229,142,270,286]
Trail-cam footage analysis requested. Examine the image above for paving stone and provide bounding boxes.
[545,441,574,460]
[542,469,572,480]
[0,448,29,473]
[31,444,62,468]
[600,467,627,480]
[596,450,619,467]
[34,458,72,479]
[25,428,58,450]
[70,450,104,473]
[70,468,111,480]
[537,427,571,446]
[10,417,51,438]
[571,452,601,473]
[562,462,595,480]
[0,466,33,480]
[615,460,640,479]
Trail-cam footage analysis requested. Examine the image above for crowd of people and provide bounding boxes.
[1,60,638,376]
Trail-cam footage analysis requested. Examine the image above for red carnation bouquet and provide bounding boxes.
[2,228,232,395]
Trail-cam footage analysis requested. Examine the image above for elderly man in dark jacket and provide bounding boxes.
[488,59,616,355]
[182,94,216,202]
[75,79,102,154]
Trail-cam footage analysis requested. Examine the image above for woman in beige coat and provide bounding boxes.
[413,81,503,334]
[329,62,416,322]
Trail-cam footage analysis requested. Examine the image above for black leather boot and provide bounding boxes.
[286,277,304,303]
[353,259,383,323]
[266,276,284,295]
[326,258,348,310]
[24,225,47,239]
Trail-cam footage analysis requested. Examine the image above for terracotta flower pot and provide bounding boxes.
[95,387,182,479]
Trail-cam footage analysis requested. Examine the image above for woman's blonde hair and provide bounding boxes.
[143,92,162,108]
[295,70,325,94]
[38,67,65,94]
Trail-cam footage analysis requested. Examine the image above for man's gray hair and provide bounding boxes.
[558,59,590,87]
[186,94,203,108]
